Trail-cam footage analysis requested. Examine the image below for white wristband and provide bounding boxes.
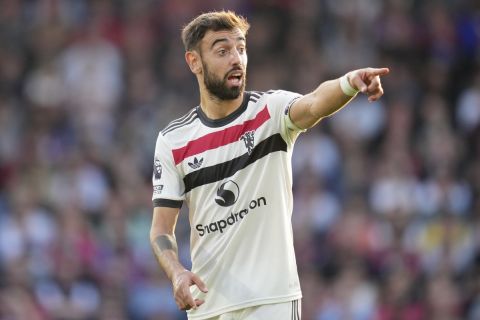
[340,74,359,96]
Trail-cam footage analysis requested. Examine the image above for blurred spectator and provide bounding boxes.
[457,71,480,134]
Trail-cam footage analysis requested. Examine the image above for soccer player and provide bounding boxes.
[150,10,389,320]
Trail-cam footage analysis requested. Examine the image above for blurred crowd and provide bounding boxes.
[0,0,479,319]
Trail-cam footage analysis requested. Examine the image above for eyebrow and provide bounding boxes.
[210,36,246,49]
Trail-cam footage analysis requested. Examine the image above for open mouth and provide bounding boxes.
[227,71,243,86]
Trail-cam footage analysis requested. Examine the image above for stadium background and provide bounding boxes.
[0,0,479,319]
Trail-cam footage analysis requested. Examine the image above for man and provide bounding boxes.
[150,10,389,320]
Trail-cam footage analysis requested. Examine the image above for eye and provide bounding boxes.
[217,49,227,56]
[238,46,246,54]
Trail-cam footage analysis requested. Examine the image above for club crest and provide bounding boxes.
[240,131,255,155]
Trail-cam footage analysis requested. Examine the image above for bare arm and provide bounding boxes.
[150,206,208,310]
[289,67,390,129]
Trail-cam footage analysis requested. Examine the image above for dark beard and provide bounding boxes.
[203,63,245,100]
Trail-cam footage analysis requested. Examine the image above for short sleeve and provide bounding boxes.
[152,133,184,208]
[266,90,306,145]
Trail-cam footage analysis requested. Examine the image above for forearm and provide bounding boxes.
[151,234,187,281]
[290,77,356,129]
[150,206,208,311]
[308,78,355,119]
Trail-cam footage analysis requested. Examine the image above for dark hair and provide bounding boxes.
[181,10,250,51]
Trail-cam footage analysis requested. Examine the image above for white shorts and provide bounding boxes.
[206,300,301,320]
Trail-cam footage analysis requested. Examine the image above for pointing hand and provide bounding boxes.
[347,67,390,102]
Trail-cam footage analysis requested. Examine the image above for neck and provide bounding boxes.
[199,89,244,120]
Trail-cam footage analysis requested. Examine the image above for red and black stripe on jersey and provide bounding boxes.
[183,133,286,193]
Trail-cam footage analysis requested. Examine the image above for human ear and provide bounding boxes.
[185,51,202,74]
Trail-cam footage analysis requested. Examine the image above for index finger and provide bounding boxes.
[191,274,209,293]
[368,67,390,77]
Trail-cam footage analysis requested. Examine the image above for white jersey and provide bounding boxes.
[152,90,305,319]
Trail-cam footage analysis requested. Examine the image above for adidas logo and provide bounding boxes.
[188,157,204,169]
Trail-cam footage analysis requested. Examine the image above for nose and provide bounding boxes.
[230,48,242,65]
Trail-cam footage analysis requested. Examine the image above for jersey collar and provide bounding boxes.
[196,92,250,128]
